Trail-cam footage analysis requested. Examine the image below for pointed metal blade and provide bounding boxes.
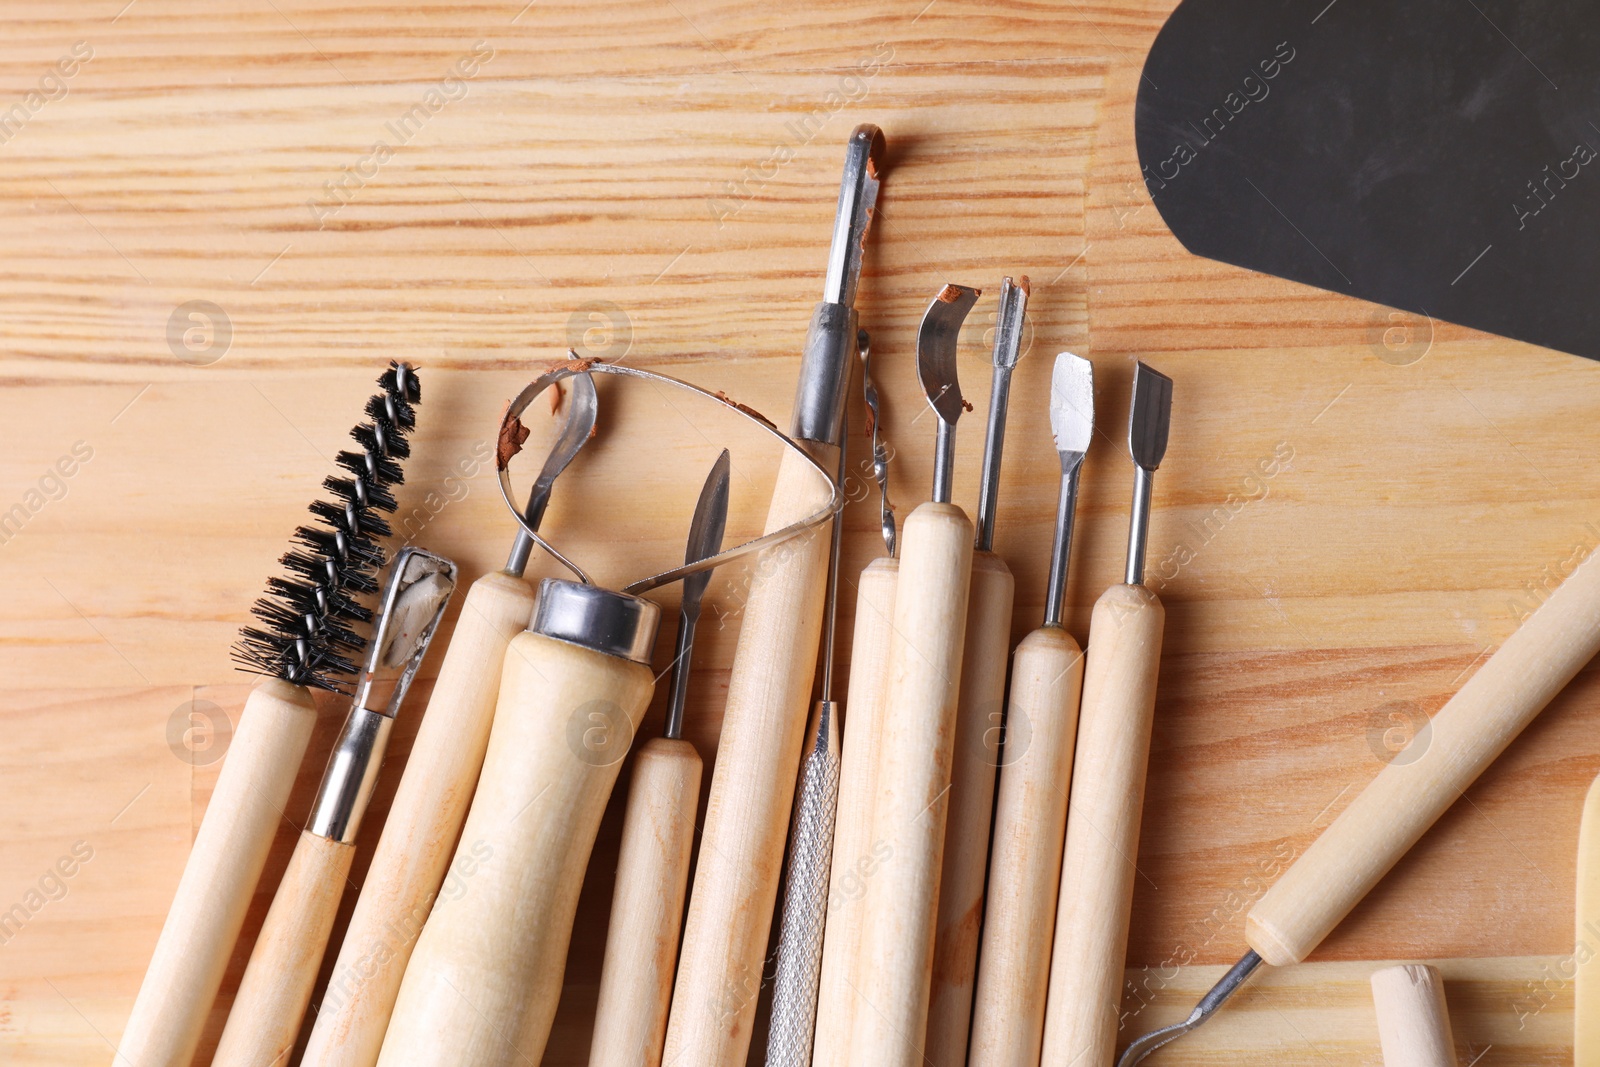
[1129,361,1173,472]
[916,283,980,426]
[685,448,732,570]
[1049,352,1095,461]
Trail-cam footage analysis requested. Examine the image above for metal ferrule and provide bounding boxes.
[790,301,859,445]
[532,578,660,665]
[975,362,1012,552]
[932,419,957,505]
[1125,465,1155,586]
[308,707,393,843]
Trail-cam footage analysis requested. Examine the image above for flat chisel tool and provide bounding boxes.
[969,352,1094,1067]
[845,283,980,1067]
[765,369,856,1066]
[1040,360,1173,1067]
[1120,525,1600,1065]
[927,277,1029,1065]
[813,337,898,1067]
[665,124,885,1067]
[588,450,730,1067]
[302,373,597,1067]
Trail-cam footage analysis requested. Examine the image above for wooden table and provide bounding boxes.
[0,1,1590,1063]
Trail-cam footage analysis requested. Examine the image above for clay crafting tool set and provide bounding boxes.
[116,115,1600,1067]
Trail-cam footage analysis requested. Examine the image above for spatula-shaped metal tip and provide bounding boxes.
[1128,361,1173,472]
[916,283,981,425]
[990,276,1030,370]
[686,448,732,570]
[506,367,599,576]
[1049,352,1095,459]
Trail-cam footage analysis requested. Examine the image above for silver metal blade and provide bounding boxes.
[665,448,731,739]
[506,370,598,575]
[1128,361,1172,472]
[975,277,1030,552]
[1049,351,1095,461]
[823,125,885,307]
[916,283,980,426]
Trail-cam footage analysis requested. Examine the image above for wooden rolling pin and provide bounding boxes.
[1371,964,1457,1067]
[588,450,727,1067]
[811,555,897,1067]
[376,581,658,1067]
[664,123,882,1067]
[846,502,974,1066]
[969,351,1094,1067]
[925,276,1028,1066]
[1041,361,1172,1067]
[214,551,457,1067]
[301,373,593,1067]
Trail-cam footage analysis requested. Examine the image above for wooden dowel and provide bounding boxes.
[1040,584,1165,1067]
[1578,771,1600,1065]
[925,551,1014,1066]
[846,502,974,1067]
[969,625,1084,1067]
[588,737,702,1067]
[1370,964,1457,1067]
[812,556,898,1067]
[115,677,318,1067]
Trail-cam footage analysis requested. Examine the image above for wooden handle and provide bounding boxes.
[1247,544,1600,967]
[812,556,898,1067]
[588,737,703,1067]
[665,444,836,1067]
[926,550,1014,1064]
[969,625,1085,1067]
[213,829,355,1066]
[1040,584,1165,1067]
[115,677,318,1067]
[847,502,974,1067]
[1578,772,1600,1064]
[1371,964,1457,1067]
[375,629,655,1067]
[301,570,535,1067]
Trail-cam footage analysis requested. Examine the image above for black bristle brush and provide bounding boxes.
[116,362,421,1067]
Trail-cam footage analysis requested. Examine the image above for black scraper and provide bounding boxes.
[1136,0,1600,360]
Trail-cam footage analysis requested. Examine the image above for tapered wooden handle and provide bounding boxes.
[376,629,655,1067]
[588,737,703,1067]
[847,502,974,1067]
[302,571,535,1067]
[969,625,1085,1067]
[1040,584,1165,1067]
[213,830,355,1066]
[926,550,1014,1065]
[1577,772,1600,1065]
[115,677,318,1067]
[1371,964,1457,1067]
[1247,545,1600,967]
[665,444,836,1067]
[813,556,898,1067]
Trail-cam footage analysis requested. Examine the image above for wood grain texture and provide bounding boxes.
[588,737,702,1067]
[301,570,536,1067]
[213,830,355,1067]
[969,625,1084,1067]
[1371,964,1457,1067]
[847,502,973,1067]
[2,1,1598,1064]
[924,551,1013,1067]
[1578,773,1600,1066]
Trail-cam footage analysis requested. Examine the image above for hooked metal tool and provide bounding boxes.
[916,283,981,504]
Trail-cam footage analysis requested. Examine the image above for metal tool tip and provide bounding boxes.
[917,283,980,423]
[686,449,733,567]
[849,123,887,173]
[1129,360,1173,471]
[1049,352,1095,457]
[990,277,1030,371]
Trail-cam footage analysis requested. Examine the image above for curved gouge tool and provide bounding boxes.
[1119,498,1600,1062]
[1371,964,1458,1067]
[766,333,868,1067]
[927,277,1029,1065]
[378,364,837,1067]
[969,352,1094,1067]
[589,450,730,1067]
[214,549,458,1066]
[1580,773,1600,1064]
[1041,360,1172,1067]
[665,123,885,1067]
[846,283,979,1067]
[301,372,596,1067]
[814,335,899,1067]
[117,363,420,1067]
